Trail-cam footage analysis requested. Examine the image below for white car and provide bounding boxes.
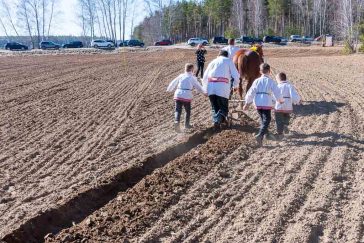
[187,38,208,46]
[289,35,302,42]
[91,39,115,48]
[278,37,288,43]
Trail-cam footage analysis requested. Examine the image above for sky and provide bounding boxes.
[0,0,147,38]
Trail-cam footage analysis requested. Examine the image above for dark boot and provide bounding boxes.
[255,134,263,147]
[213,123,221,133]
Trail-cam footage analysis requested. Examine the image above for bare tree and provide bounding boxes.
[129,0,136,37]
[17,0,35,47]
[0,15,10,37]
[1,0,20,36]
[145,0,164,37]
[252,0,264,37]
[122,0,128,41]
[27,0,42,45]
[232,0,244,35]
[47,0,56,37]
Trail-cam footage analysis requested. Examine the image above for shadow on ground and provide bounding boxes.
[286,131,364,152]
[294,101,346,116]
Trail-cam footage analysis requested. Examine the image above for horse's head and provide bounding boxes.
[251,44,263,57]
[250,44,264,63]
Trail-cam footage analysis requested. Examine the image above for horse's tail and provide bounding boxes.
[233,49,245,69]
[238,54,248,78]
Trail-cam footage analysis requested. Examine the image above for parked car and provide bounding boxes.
[240,36,254,44]
[118,40,128,47]
[187,38,208,46]
[91,39,115,48]
[106,40,117,46]
[63,41,84,48]
[263,36,281,44]
[4,42,28,50]
[302,36,314,42]
[253,37,263,44]
[289,35,302,42]
[211,36,228,44]
[127,39,145,47]
[240,36,262,44]
[154,39,172,46]
[40,41,61,50]
[278,36,288,44]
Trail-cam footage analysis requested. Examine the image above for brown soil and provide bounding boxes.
[1,48,363,243]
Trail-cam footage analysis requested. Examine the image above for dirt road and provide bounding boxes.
[1,48,363,242]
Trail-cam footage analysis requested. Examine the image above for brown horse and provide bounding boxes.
[233,44,264,100]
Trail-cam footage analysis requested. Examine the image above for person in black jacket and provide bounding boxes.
[195,44,207,79]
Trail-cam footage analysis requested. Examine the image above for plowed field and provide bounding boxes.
[1,47,363,243]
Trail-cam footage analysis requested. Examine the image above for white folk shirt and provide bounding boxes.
[222,45,240,59]
[274,81,301,113]
[202,56,240,99]
[167,72,204,102]
[245,74,282,110]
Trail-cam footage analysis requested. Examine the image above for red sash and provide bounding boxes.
[208,77,229,83]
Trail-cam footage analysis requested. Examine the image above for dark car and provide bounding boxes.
[118,40,128,47]
[154,39,172,46]
[40,41,61,50]
[63,41,83,48]
[252,37,263,43]
[4,42,28,50]
[263,36,281,44]
[127,39,144,47]
[211,36,228,44]
[240,36,255,44]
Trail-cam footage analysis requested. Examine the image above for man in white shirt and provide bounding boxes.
[222,39,240,60]
[222,39,240,92]
[202,50,240,130]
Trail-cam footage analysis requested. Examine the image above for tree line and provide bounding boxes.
[134,0,364,50]
[1,0,363,50]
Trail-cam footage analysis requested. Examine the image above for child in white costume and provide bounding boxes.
[167,63,205,132]
[243,63,283,146]
[274,72,301,139]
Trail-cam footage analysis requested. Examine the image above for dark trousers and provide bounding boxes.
[175,100,191,126]
[257,109,272,137]
[275,112,290,134]
[209,95,229,125]
[196,62,204,78]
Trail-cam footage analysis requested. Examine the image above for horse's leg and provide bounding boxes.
[238,78,244,109]
[238,78,243,99]
[246,77,253,93]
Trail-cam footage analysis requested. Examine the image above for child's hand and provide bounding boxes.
[243,104,249,111]
[204,93,208,97]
